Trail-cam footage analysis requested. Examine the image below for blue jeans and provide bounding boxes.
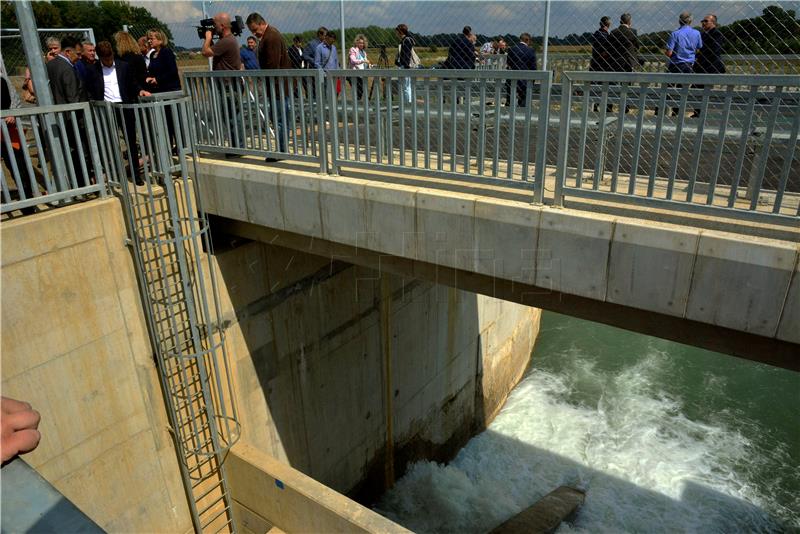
[269,100,290,153]
[400,68,412,103]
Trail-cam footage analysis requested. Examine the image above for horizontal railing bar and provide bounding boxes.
[1,102,91,116]
[561,187,800,227]
[563,71,800,86]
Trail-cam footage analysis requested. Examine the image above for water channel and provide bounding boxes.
[376,312,800,533]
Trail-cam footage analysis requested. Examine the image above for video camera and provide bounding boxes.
[197,15,244,39]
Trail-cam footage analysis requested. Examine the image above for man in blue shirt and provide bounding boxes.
[240,37,259,70]
[665,12,702,73]
[663,12,702,117]
[315,32,339,71]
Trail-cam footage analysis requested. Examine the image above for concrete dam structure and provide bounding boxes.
[2,13,798,529]
[1,195,539,532]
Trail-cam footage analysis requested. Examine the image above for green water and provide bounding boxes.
[378,312,800,532]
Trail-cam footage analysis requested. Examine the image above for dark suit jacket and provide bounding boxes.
[590,29,612,71]
[86,60,140,103]
[445,34,476,69]
[288,46,304,69]
[46,55,87,104]
[146,47,181,93]
[507,43,537,71]
[608,25,640,72]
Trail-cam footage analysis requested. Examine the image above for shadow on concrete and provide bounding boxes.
[212,231,487,504]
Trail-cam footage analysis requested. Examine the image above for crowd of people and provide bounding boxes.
[2,10,730,205]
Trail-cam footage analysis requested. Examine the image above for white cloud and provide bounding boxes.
[129,0,203,24]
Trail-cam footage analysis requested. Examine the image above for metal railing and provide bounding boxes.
[554,72,800,222]
[325,69,552,199]
[547,53,800,79]
[184,70,327,170]
[1,103,105,214]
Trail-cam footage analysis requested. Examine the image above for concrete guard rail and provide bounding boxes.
[1,102,106,214]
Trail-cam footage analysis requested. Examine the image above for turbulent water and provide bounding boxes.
[376,312,800,533]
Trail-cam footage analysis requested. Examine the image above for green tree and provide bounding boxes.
[2,1,172,47]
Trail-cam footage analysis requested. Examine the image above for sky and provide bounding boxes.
[128,0,800,48]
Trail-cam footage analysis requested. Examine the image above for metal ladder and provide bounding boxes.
[92,97,240,533]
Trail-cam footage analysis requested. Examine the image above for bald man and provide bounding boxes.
[202,12,244,154]
[201,12,242,71]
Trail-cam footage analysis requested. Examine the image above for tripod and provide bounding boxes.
[369,45,391,99]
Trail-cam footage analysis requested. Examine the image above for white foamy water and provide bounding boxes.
[376,333,798,533]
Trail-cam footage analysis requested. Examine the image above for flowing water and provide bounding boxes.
[376,312,800,533]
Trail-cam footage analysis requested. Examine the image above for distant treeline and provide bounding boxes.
[285,5,799,54]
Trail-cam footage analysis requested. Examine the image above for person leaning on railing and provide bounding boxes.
[246,12,292,159]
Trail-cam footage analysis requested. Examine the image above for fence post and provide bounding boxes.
[340,0,347,69]
[14,1,70,184]
[542,0,551,71]
[533,71,552,204]
[553,73,572,207]
[316,69,329,174]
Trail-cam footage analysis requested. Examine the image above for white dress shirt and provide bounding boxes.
[102,62,122,102]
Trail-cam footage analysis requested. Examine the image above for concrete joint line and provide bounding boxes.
[602,218,617,303]
[532,208,544,285]
[682,229,705,320]
[773,246,800,339]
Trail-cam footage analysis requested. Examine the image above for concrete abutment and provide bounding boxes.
[2,194,540,530]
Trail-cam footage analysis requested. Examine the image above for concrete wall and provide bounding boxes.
[195,159,799,369]
[228,444,410,534]
[208,238,540,499]
[1,200,191,532]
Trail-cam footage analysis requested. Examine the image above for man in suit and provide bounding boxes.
[445,26,476,69]
[46,36,87,104]
[506,32,537,107]
[87,41,150,184]
[608,13,639,114]
[608,13,640,73]
[46,36,92,185]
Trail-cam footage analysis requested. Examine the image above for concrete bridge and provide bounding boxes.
[195,157,799,371]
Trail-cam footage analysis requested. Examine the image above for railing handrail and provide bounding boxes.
[562,71,800,85]
[184,68,553,81]
[548,52,800,62]
[0,102,91,117]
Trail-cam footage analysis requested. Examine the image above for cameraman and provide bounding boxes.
[202,12,244,153]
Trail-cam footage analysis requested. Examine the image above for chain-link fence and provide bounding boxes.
[1,28,95,75]
[135,1,799,75]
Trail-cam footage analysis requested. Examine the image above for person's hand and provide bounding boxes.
[205,29,213,41]
[1,397,41,463]
[146,76,157,85]
[4,116,15,125]
[139,90,152,97]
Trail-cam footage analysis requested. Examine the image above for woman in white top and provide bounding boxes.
[348,34,370,99]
